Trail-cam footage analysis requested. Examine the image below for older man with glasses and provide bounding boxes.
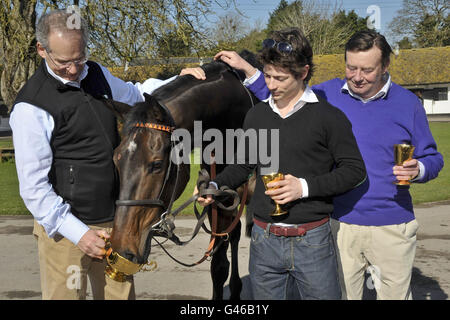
[10,8,201,300]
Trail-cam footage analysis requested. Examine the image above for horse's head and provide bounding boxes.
[109,93,175,264]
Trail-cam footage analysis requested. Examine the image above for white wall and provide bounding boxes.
[406,84,450,115]
[423,86,450,114]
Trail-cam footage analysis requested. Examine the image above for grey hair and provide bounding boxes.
[36,8,89,50]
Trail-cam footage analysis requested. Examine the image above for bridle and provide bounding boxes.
[106,101,182,281]
[115,103,177,211]
[106,69,253,281]
[106,100,241,279]
[114,124,176,210]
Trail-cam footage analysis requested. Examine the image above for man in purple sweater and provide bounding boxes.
[214,30,443,299]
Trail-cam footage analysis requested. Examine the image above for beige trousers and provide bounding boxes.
[330,218,419,300]
[33,220,135,300]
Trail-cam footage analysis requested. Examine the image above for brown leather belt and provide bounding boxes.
[253,217,330,237]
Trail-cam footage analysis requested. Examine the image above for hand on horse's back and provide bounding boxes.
[179,67,206,80]
[77,229,110,260]
[214,50,257,79]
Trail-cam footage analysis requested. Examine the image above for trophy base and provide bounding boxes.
[394,180,411,186]
[270,210,288,216]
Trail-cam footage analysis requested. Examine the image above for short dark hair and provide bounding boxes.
[258,27,314,83]
[345,30,393,68]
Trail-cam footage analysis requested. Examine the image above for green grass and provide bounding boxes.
[410,122,450,204]
[0,138,13,149]
[0,162,29,215]
[0,145,202,216]
[172,149,201,216]
[1,122,449,215]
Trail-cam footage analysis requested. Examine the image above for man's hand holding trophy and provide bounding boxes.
[262,173,304,216]
[393,143,419,185]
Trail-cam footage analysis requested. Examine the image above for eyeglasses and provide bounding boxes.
[262,39,293,54]
[45,48,88,70]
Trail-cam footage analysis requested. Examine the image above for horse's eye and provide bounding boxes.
[153,161,163,169]
[148,160,163,173]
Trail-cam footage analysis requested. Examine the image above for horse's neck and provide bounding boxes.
[165,99,206,133]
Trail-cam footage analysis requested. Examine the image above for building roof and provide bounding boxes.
[310,46,450,86]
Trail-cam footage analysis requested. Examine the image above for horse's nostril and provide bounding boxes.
[123,251,136,262]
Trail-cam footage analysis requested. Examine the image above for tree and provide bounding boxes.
[0,0,239,110]
[156,28,192,59]
[212,12,248,45]
[330,9,368,52]
[267,0,368,55]
[388,0,449,47]
[267,0,289,33]
[54,0,201,67]
[203,12,250,53]
[397,36,414,49]
[86,0,242,64]
[0,0,39,112]
[198,10,267,56]
[235,28,267,54]
[414,13,450,47]
[333,10,368,34]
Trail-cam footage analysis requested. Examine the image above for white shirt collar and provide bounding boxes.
[264,85,319,118]
[342,73,392,103]
[45,60,89,88]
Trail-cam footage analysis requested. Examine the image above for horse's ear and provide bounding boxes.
[143,93,154,102]
[143,92,162,113]
[103,99,132,120]
[143,92,162,108]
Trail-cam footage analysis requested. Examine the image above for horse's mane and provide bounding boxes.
[151,61,235,102]
[151,50,261,102]
[122,50,261,135]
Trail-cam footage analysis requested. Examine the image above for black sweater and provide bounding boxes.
[214,97,366,224]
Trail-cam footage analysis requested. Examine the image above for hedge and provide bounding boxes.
[108,63,200,82]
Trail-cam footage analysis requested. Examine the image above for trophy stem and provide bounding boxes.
[262,172,289,217]
[271,203,288,216]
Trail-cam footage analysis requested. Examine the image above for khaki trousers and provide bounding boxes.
[330,218,418,300]
[33,220,135,300]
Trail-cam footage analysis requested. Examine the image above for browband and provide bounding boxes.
[135,122,174,133]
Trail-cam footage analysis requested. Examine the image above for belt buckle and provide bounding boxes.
[283,226,306,237]
[297,227,306,237]
[271,225,307,237]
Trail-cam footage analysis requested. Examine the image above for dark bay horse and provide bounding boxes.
[106,59,258,300]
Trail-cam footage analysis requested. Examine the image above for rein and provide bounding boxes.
[152,164,248,267]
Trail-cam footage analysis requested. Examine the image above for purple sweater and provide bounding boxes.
[248,76,444,226]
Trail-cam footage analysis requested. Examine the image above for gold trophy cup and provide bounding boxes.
[394,143,415,185]
[262,172,288,216]
[102,236,157,282]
